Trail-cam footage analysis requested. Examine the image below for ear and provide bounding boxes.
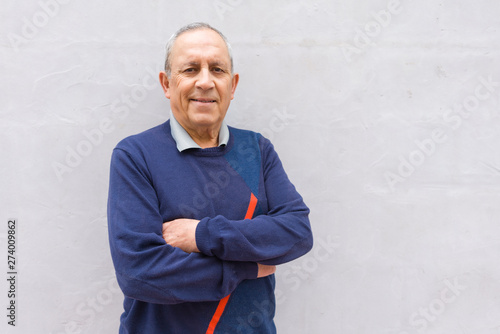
[230,73,239,100]
[159,71,171,99]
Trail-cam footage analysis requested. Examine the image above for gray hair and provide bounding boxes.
[164,22,234,77]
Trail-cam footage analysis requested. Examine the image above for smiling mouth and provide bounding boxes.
[191,99,216,103]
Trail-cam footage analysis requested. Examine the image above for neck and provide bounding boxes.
[186,126,220,149]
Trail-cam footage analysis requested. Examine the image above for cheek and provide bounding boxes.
[171,77,188,92]
[179,82,196,99]
[218,83,234,100]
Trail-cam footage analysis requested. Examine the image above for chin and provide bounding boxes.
[190,114,221,127]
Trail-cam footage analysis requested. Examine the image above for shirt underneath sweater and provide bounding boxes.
[107,120,313,333]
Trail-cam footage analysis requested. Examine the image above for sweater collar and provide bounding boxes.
[169,110,229,152]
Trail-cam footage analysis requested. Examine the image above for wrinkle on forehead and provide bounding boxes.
[171,29,231,67]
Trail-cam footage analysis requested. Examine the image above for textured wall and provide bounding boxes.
[2,0,500,333]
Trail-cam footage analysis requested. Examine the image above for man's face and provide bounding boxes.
[160,29,239,135]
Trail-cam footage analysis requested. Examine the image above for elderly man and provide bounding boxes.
[107,22,313,333]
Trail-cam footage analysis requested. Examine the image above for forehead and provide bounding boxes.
[171,29,230,65]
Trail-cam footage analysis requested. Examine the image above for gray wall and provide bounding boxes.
[2,0,500,333]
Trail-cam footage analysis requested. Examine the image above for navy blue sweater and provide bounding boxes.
[107,120,313,333]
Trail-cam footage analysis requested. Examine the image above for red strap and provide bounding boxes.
[205,193,258,333]
[205,294,230,334]
[245,193,258,219]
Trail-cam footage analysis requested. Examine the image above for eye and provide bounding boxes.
[184,68,196,73]
[213,67,224,73]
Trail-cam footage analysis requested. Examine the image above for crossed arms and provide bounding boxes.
[162,218,277,278]
[107,136,312,304]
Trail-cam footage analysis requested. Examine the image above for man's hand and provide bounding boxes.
[257,264,276,278]
[162,218,200,253]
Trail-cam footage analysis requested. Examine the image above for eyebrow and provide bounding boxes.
[180,61,199,68]
[209,61,228,68]
[179,60,229,69]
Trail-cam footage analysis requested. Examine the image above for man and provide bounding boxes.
[107,22,313,333]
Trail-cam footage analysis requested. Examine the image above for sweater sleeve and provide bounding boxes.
[107,147,257,305]
[195,137,313,265]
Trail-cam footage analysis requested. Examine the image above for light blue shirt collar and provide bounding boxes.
[169,111,229,152]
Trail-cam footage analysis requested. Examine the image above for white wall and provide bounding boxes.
[2,0,500,333]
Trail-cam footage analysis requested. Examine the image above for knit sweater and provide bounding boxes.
[107,120,313,333]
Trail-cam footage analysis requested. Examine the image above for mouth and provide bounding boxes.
[191,98,216,103]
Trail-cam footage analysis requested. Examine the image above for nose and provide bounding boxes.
[195,68,215,90]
